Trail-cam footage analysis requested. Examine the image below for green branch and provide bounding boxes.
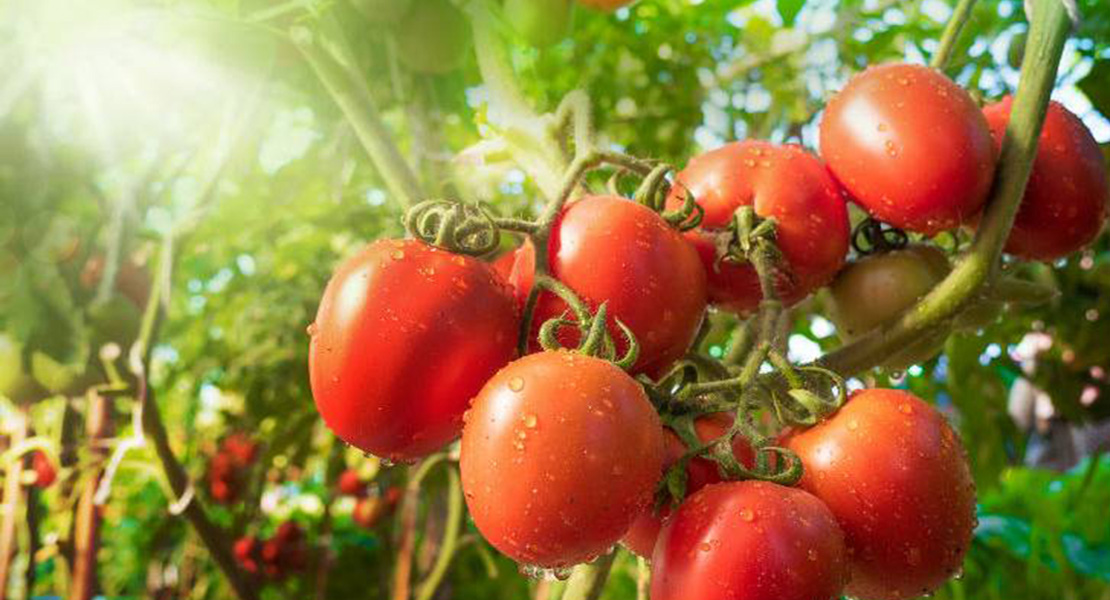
[559,552,616,600]
[291,24,425,208]
[817,0,1072,378]
[930,0,979,72]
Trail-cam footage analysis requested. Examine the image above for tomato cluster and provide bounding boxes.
[307,58,1106,599]
[234,522,309,580]
[335,469,402,529]
[206,433,259,505]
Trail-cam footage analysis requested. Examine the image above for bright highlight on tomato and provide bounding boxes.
[820,64,996,235]
[460,350,664,569]
[309,240,519,462]
[669,141,850,314]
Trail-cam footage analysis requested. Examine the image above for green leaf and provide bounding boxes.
[777,0,805,26]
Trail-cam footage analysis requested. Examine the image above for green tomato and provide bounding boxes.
[349,0,412,25]
[828,245,950,339]
[504,0,573,48]
[396,0,471,74]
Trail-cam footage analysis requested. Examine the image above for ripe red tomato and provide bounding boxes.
[622,413,755,557]
[502,195,707,376]
[337,469,367,497]
[353,487,401,529]
[784,389,976,600]
[492,246,532,308]
[460,350,664,568]
[981,97,1109,260]
[234,536,261,574]
[652,480,848,600]
[31,451,56,488]
[668,141,850,314]
[820,64,996,234]
[309,240,519,461]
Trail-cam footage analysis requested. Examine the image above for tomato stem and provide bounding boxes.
[559,552,617,600]
[930,0,979,73]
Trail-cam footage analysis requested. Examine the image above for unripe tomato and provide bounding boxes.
[651,481,849,600]
[460,351,664,568]
[981,97,1109,261]
[785,389,976,600]
[349,0,411,24]
[668,141,850,314]
[622,413,755,557]
[505,0,573,47]
[828,245,949,339]
[820,64,996,234]
[396,0,471,74]
[309,240,519,461]
[503,195,707,376]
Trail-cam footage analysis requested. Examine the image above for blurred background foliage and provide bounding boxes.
[1,0,1109,598]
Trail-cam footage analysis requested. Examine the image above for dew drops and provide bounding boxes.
[391,249,405,260]
[522,414,538,428]
[807,549,818,561]
[899,403,914,415]
[306,322,318,336]
[847,419,859,431]
[739,508,755,522]
[509,377,526,392]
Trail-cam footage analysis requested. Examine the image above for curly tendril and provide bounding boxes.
[769,363,848,427]
[851,217,910,255]
[404,200,500,256]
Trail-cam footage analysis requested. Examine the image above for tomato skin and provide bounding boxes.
[784,389,976,600]
[621,413,755,557]
[396,0,471,74]
[309,240,519,462]
[506,196,707,376]
[652,480,848,600]
[31,451,56,488]
[820,64,996,234]
[669,141,850,314]
[828,245,949,339]
[505,0,573,47]
[982,97,1109,261]
[460,350,664,568]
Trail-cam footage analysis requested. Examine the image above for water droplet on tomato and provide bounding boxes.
[739,508,754,522]
[522,414,538,428]
[509,377,525,392]
[807,549,818,561]
[306,323,318,336]
[899,403,914,415]
[391,250,405,260]
[847,420,859,431]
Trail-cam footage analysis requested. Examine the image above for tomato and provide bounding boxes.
[31,451,56,488]
[492,246,532,308]
[503,195,707,376]
[396,0,471,74]
[820,64,996,234]
[668,141,850,314]
[350,0,411,24]
[576,0,633,10]
[622,413,755,557]
[353,488,401,528]
[309,239,519,461]
[651,480,848,600]
[337,469,367,497]
[784,389,976,600]
[234,536,261,574]
[460,350,664,568]
[981,97,1109,261]
[505,0,573,47]
[828,245,949,339]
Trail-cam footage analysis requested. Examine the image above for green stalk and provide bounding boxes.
[290,25,424,208]
[818,0,1071,378]
[559,552,617,600]
[930,0,979,72]
[414,468,464,600]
